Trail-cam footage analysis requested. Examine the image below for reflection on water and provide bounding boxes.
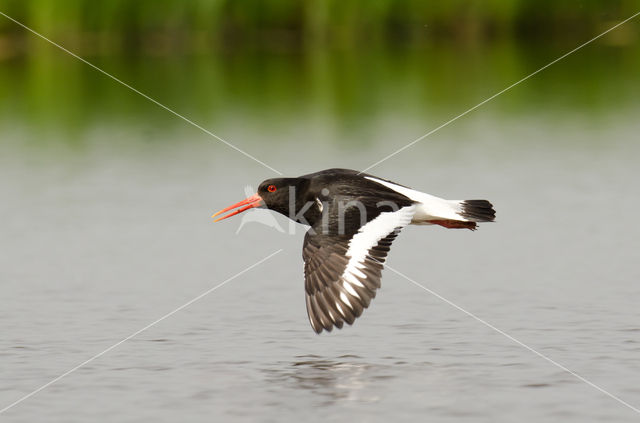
[264,355,396,405]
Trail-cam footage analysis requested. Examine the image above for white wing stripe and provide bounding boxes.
[350,267,367,279]
[365,176,465,222]
[340,292,353,309]
[342,205,415,281]
[327,309,336,322]
[344,272,365,288]
[342,281,360,298]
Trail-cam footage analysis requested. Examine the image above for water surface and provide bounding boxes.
[1,42,640,422]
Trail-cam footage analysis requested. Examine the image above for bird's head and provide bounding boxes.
[212,177,311,222]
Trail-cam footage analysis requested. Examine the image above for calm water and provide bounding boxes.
[1,42,640,422]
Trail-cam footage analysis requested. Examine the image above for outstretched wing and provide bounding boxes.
[302,206,415,333]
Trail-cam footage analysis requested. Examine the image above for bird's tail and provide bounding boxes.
[458,200,496,222]
[430,199,496,231]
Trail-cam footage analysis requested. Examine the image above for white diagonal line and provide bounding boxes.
[0,249,282,415]
[0,11,283,176]
[359,11,640,174]
[382,261,640,415]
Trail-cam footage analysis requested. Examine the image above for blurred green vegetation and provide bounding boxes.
[0,1,638,149]
[0,0,638,56]
[2,42,638,147]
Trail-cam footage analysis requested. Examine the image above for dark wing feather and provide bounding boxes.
[302,229,402,334]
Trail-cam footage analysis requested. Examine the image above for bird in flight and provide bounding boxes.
[212,168,495,334]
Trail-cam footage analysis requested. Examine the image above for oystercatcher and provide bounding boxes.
[212,168,495,334]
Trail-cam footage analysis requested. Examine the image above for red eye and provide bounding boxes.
[267,185,277,192]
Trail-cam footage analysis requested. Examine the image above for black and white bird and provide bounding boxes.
[212,168,495,334]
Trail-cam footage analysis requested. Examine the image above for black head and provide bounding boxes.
[212,177,313,223]
[257,177,310,218]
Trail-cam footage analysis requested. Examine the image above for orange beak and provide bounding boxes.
[211,193,264,222]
